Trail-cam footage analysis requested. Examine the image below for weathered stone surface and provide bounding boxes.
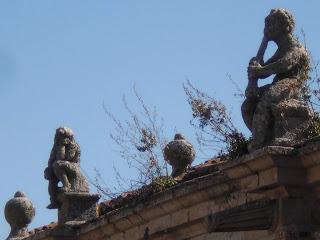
[43,127,100,227]
[44,127,89,209]
[58,192,100,225]
[207,200,276,232]
[26,140,320,240]
[164,133,195,177]
[5,191,35,240]
[242,9,312,152]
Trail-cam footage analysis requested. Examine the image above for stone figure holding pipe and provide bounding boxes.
[242,9,312,151]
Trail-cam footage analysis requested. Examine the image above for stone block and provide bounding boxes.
[170,208,189,226]
[188,201,211,222]
[58,192,100,225]
[113,217,133,232]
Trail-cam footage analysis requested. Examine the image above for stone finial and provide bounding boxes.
[164,133,195,178]
[242,8,312,151]
[5,191,35,240]
[45,127,99,225]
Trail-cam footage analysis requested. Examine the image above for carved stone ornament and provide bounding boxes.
[44,127,89,209]
[207,200,276,232]
[164,133,195,178]
[5,191,35,240]
[242,9,313,152]
[44,127,99,225]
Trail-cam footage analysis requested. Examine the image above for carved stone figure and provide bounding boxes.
[164,133,195,177]
[5,191,35,240]
[44,127,89,209]
[242,9,312,151]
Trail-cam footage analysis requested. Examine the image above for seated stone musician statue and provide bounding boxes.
[44,127,89,209]
[242,8,313,152]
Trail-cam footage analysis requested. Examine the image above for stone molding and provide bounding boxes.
[24,140,320,240]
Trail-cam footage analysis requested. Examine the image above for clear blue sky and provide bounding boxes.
[1,1,320,238]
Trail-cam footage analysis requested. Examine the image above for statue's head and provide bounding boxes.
[264,9,295,41]
[55,127,74,145]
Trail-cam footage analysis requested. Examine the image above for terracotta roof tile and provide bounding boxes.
[99,157,223,215]
[28,157,223,234]
[28,222,57,236]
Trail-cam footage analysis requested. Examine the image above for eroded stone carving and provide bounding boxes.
[44,127,89,209]
[44,127,99,225]
[242,9,312,151]
[164,133,195,178]
[5,191,35,240]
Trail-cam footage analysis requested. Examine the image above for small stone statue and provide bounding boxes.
[164,133,195,178]
[5,191,35,240]
[242,9,312,151]
[44,127,89,209]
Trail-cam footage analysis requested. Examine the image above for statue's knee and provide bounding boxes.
[242,98,258,111]
[241,99,249,114]
[242,98,258,120]
[52,161,59,172]
[242,98,259,131]
[52,160,67,176]
[52,160,61,169]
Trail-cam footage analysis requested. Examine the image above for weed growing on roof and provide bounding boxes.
[183,80,249,161]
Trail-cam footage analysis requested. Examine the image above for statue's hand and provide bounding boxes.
[248,62,263,79]
[249,57,259,66]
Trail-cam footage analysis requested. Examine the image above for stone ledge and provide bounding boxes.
[25,140,320,240]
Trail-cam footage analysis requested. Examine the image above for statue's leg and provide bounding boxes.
[250,81,295,150]
[250,99,273,150]
[241,97,258,131]
[53,161,71,191]
[47,177,59,209]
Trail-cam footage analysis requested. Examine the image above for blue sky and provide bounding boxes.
[1,1,320,238]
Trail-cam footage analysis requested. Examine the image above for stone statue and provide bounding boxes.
[5,191,35,240]
[164,133,195,178]
[242,9,312,151]
[44,127,89,209]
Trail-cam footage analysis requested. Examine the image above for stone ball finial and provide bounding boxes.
[164,133,195,178]
[5,191,35,240]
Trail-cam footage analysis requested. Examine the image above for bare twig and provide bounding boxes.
[183,80,248,159]
[96,87,168,198]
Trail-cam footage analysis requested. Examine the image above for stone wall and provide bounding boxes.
[24,140,320,240]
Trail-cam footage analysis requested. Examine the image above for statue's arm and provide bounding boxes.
[250,52,295,79]
[263,50,280,66]
[259,53,279,79]
[56,145,66,160]
[66,143,80,163]
[262,56,294,74]
[45,147,57,180]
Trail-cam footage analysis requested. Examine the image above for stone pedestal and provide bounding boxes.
[57,192,100,225]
